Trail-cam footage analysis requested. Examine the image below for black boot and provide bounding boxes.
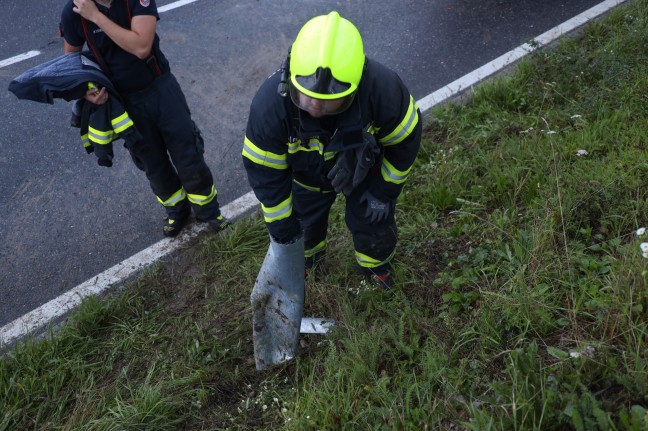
[162,205,191,238]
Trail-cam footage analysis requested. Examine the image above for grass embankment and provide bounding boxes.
[2,1,648,429]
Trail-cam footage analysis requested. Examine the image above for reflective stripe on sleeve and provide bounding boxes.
[81,133,90,149]
[88,126,115,145]
[379,95,419,147]
[242,137,288,170]
[111,112,134,134]
[380,157,412,185]
[261,194,293,223]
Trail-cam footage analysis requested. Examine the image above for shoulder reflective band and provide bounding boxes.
[380,95,419,147]
[243,137,288,170]
[261,194,293,223]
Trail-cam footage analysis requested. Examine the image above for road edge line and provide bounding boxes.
[417,0,627,112]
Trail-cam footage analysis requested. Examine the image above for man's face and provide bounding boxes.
[296,92,346,118]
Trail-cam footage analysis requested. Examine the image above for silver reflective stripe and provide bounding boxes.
[88,130,114,144]
[243,142,288,168]
[263,202,293,221]
[383,103,418,146]
[112,116,131,131]
[381,164,408,182]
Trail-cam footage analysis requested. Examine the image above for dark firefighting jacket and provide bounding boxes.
[8,51,141,167]
[242,58,422,242]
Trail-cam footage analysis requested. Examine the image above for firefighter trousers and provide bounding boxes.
[292,181,397,275]
[122,73,221,221]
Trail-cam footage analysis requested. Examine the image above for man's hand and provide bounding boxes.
[70,0,157,59]
[72,0,101,24]
[85,84,109,105]
[360,190,390,224]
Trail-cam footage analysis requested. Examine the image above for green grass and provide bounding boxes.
[2,1,648,429]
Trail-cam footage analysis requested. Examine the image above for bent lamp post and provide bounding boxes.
[251,235,305,370]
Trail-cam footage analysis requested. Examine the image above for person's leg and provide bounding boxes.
[155,74,227,229]
[292,182,337,269]
[124,94,190,237]
[345,187,398,288]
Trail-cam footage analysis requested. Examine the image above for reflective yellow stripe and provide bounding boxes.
[287,139,336,161]
[88,126,114,145]
[367,124,381,135]
[380,95,419,146]
[111,112,134,134]
[380,157,412,184]
[81,133,90,149]
[261,194,293,223]
[305,240,326,258]
[293,178,320,192]
[157,188,187,207]
[355,249,395,269]
[292,179,334,193]
[242,137,288,170]
[288,138,322,154]
[188,185,217,206]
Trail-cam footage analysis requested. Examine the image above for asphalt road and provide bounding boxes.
[0,0,605,327]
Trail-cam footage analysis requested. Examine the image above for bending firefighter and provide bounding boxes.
[60,0,230,237]
[242,11,421,288]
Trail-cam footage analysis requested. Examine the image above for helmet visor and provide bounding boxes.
[293,67,351,97]
[289,83,356,117]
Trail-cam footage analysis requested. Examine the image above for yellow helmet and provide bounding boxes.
[289,11,365,114]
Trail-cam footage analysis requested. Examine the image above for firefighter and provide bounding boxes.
[59,0,230,237]
[242,11,422,288]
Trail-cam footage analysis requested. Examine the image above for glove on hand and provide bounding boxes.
[360,190,390,224]
[328,131,380,195]
[327,151,355,195]
[352,131,380,188]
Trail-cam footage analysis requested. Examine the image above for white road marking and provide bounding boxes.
[417,0,627,112]
[1,191,259,346]
[0,51,40,69]
[158,0,201,13]
[0,0,197,69]
[0,0,628,346]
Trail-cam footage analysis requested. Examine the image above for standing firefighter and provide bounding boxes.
[243,11,422,288]
[59,0,230,237]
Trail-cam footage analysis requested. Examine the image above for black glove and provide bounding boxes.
[327,151,355,195]
[352,131,380,188]
[360,190,390,224]
[328,131,380,195]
